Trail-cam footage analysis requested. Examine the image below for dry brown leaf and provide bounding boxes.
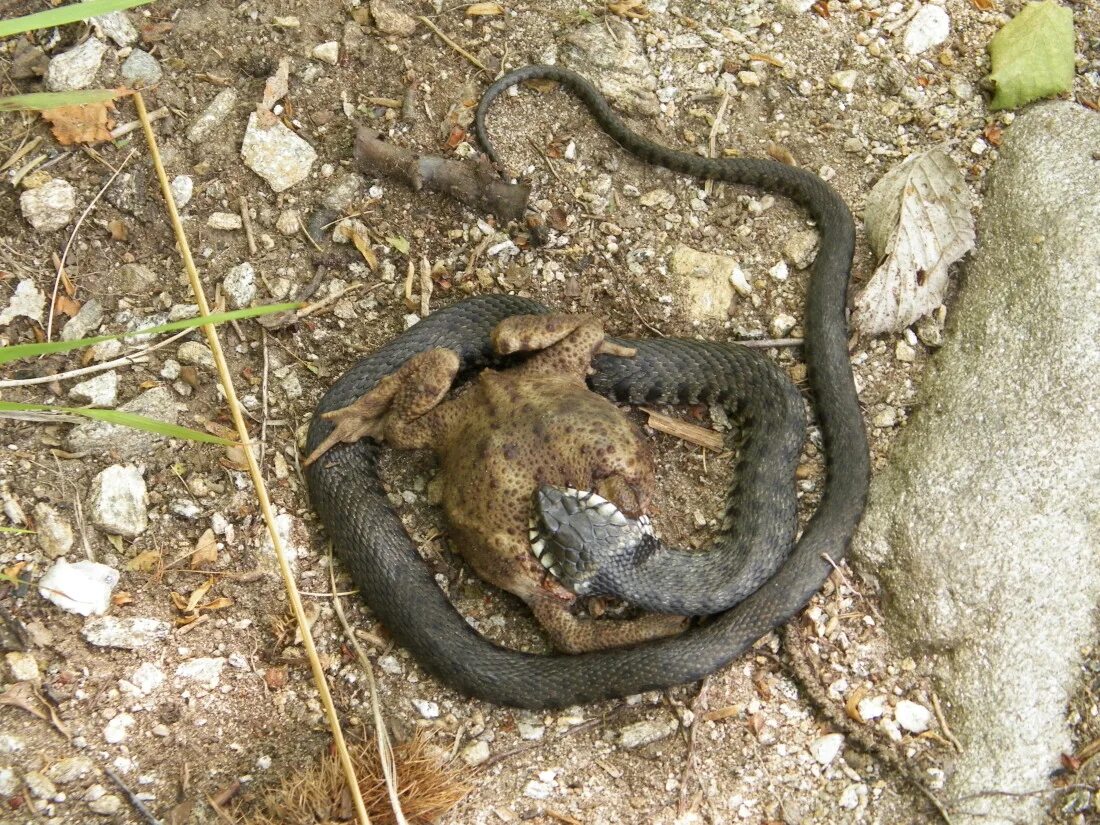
[53,295,81,318]
[349,228,378,271]
[466,2,504,14]
[191,529,218,567]
[198,596,233,612]
[845,685,868,722]
[185,577,215,613]
[608,0,650,19]
[125,549,162,572]
[41,102,116,146]
[107,218,128,241]
[112,591,133,607]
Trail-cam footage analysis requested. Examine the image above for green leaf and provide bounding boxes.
[986,1,1075,111]
[0,0,154,37]
[0,526,35,535]
[0,89,125,112]
[386,236,410,254]
[0,303,299,366]
[0,402,239,446]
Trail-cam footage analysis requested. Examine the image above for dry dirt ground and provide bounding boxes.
[1,1,1098,824]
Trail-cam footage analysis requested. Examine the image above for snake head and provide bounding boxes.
[529,484,653,597]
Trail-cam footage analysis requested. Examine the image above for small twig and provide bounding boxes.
[931,692,964,754]
[643,408,725,451]
[260,330,270,466]
[738,337,804,349]
[297,213,323,253]
[46,149,136,341]
[104,766,161,825]
[239,195,258,256]
[418,16,489,73]
[296,282,366,320]
[1,134,40,172]
[704,89,730,198]
[109,106,168,139]
[365,95,403,108]
[328,544,409,825]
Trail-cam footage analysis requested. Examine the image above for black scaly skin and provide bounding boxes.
[305,66,870,708]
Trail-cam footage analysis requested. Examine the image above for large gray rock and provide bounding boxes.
[852,102,1100,824]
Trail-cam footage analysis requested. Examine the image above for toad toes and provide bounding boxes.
[305,313,686,652]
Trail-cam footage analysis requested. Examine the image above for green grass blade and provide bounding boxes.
[0,0,154,38]
[0,89,125,112]
[0,302,299,366]
[0,526,36,535]
[0,401,239,446]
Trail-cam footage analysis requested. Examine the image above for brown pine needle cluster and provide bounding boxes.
[238,734,471,825]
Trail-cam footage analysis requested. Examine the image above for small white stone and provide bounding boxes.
[378,655,403,675]
[809,732,844,765]
[0,279,47,325]
[120,49,161,86]
[829,70,860,93]
[83,616,171,649]
[39,559,119,617]
[130,663,166,694]
[170,175,193,209]
[769,260,790,281]
[69,371,119,407]
[311,41,340,65]
[618,719,677,749]
[729,265,753,296]
[275,210,300,235]
[208,212,243,230]
[412,699,440,719]
[460,740,490,766]
[738,70,761,87]
[523,777,555,799]
[46,37,107,91]
[188,88,238,143]
[90,10,138,46]
[903,5,950,56]
[33,502,74,558]
[223,263,257,309]
[61,298,104,342]
[770,313,797,337]
[46,756,94,785]
[103,713,135,744]
[89,793,123,815]
[175,657,226,689]
[20,178,77,232]
[6,651,41,683]
[839,783,863,809]
[970,138,988,156]
[856,694,887,721]
[178,341,216,370]
[894,699,932,733]
[241,112,317,193]
[0,768,17,796]
[90,464,148,538]
[895,340,917,363]
[872,407,898,428]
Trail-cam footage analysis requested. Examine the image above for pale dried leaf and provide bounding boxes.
[466,2,504,14]
[191,528,217,567]
[853,149,975,334]
[40,101,115,145]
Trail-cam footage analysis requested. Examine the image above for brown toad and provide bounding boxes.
[305,312,686,652]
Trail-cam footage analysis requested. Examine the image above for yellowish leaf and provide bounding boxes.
[184,577,214,613]
[191,529,217,567]
[466,2,504,14]
[125,550,162,572]
[40,102,116,145]
[350,229,378,271]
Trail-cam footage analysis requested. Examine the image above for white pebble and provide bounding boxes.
[894,699,932,733]
[809,732,844,765]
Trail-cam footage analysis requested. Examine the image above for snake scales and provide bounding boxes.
[305,65,869,708]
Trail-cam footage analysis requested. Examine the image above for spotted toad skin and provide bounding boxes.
[308,313,687,652]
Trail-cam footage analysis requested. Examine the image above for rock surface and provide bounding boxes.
[852,102,1100,825]
[66,386,184,457]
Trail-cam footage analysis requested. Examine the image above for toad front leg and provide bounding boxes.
[303,347,462,465]
[491,313,636,378]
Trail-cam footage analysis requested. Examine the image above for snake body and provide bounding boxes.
[305,66,869,708]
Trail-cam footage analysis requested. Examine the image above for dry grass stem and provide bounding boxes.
[133,92,371,824]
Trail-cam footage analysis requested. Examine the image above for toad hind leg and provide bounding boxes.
[529,594,688,654]
[303,347,460,464]
[492,313,635,377]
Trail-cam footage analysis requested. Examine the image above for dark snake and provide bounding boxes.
[305,65,869,708]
